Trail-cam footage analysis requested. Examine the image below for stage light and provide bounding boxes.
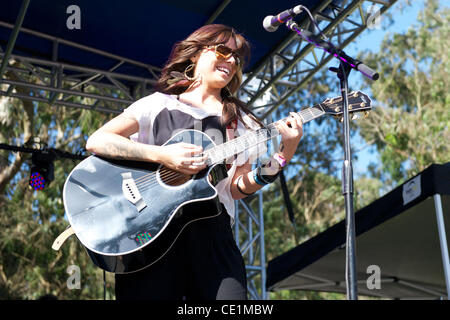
[29,151,55,190]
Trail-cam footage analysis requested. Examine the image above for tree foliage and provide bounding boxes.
[0,60,117,299]
[357,0,449,186]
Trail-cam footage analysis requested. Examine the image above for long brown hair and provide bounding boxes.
[155,24,263,129]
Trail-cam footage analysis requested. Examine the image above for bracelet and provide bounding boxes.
[273,153,287,168]
[253,168,268,186]
[236,175,254,196]
[258,165,280,184]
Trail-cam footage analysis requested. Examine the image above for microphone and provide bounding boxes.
[263,5,303,32]
[286,20,379,80]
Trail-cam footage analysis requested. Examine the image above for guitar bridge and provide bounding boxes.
[121,172,147,212]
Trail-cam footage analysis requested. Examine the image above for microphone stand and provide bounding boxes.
[331,62,358,300]
[284,19,379,300]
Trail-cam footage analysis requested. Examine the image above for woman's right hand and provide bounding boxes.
[158,143,208,175]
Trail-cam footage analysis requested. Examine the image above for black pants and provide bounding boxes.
[115,202,247,300]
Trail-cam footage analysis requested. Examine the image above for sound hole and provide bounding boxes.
[158,167,191,186]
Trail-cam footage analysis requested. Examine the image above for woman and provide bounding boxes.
[85,24,303,300]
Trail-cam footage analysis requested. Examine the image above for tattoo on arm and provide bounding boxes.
[96,135,149,161]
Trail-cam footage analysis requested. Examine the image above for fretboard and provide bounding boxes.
[205,104,325,165]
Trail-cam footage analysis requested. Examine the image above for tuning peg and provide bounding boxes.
[351,114,359,120]
[340,117,344,123]
[364,111,370,118]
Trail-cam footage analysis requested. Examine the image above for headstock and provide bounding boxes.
[321,91,372,121]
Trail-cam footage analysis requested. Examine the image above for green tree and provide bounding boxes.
[0,61,118,299]
[357,0,449,186]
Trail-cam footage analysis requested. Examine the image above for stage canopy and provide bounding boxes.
[0,0,325,77]
[0,0,398,115]
[266,163,450,299]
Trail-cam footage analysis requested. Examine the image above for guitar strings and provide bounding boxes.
[131,151,211,185]
[133,167,190,189]
[131,126,282,191]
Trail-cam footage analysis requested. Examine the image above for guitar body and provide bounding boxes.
[63,130,227,273]
[62,91,372,273]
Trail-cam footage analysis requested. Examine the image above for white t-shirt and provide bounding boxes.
[123,92,267,222]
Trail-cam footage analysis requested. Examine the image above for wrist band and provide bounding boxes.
[273,153,287,168]
[253,168,268,186]
[236,175,254,196]
[258,166,280,184]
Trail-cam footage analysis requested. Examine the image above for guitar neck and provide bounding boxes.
[205,103,325,165]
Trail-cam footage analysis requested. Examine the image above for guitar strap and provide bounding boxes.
[52,226,75,251]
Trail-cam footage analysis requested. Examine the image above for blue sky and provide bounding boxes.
[346,1,426,56]
[332,1,427,178]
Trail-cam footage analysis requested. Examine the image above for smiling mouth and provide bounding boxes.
[216,66,231,76]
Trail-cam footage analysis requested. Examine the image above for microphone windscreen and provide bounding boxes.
[263,15,277,32]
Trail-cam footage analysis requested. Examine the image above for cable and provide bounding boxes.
[299,5,328,41]
[103,270,106,300]
[0,143,87,160]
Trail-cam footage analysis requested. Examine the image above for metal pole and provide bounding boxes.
[0,20,160,72]
[434,194,450,299]
[204,0,232,25]
[0,0,30,78]
[0,79,133,104]
[0,52,156,83]
[335,61,358,300]
[258,190,268,300]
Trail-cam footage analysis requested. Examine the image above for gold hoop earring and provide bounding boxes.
[186,74,202,92]
[184,64,196,81]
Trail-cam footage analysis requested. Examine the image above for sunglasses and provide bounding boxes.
[205,44,242,68]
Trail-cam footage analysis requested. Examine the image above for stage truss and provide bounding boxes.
[0,0,397,300]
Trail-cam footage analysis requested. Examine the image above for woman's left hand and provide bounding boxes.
[275,112,303,163]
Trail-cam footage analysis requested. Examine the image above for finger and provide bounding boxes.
[276,120,290,133]
[197,155,208,163]
[190,162,207,169]
[284,117,296,130]
[289,113,304,132]
[182,156,207,165]
[294,114,304,128]
[181,157,196,165]
[188,153,208,161]
[289,113,299,129]
[181,143,203,151]
[182,164,206,175]
[291,112,303,124]
[185,149,205,158]
[180,142,197,148]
